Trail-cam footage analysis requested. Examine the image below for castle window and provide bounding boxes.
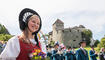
[57,30,58,34]
[73,40,76,41]
[62,30,64,33]
[76,36,78,38]
[60,24,62,26]
[77,30,79,32]
[69,29,71,32]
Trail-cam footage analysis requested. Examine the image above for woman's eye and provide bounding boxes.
[37,23,40,25]
[32,21,35,23]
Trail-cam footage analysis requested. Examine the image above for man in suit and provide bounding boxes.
[52,43,60,60]
[89,45,98,60]
[64,46,76,60]
[76,40,89,60]
[46,46,53,60]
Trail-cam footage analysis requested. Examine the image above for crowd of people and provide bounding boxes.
[46,41,105,60]
[0,37,105,60]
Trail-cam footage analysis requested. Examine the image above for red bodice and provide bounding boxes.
[16,38,41,60]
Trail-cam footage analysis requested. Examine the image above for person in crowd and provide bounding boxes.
[52,43,60,60]
[64,46,76,60]
[0,8,43,60]
[46,46,53,60]
[99,47,105,60]
[59,47,65,60]
[2,42,6,48]
[0,42,3,54]
[72,47,76,54]
[1,42,7,51]
[89,45,98,60]
[75,40,89,60]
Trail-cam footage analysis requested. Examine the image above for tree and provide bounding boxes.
[100,37,105,47]
[94,40,100,47]
[0,24,9,34]
[0,24,12,42]
[82,29,92,38]
[82,29,92,46]
[0,34,13,41]
[96,36,105,52]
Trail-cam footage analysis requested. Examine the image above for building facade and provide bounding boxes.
[48,19,91,48]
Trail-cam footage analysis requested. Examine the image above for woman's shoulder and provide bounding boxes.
[8,35,19,43]
[0,35,20,58]
[9,35,19,41]
[6,35,20,51]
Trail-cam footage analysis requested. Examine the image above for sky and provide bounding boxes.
[0,0,105,40]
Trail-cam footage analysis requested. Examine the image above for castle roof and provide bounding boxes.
[53,19,64,25]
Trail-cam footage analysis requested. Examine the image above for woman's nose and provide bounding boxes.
[34,23,38,27]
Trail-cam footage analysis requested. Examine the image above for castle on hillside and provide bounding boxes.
[48,19,93,48]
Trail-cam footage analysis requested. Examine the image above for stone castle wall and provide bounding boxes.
[48,19,88,48]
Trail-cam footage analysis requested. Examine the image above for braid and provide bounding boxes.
[34,33,40,48]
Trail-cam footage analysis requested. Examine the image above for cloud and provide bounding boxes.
[0,0,105,40]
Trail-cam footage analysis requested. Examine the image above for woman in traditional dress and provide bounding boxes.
[0,8,42,60]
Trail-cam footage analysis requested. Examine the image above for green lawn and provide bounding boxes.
[75,47,99,60]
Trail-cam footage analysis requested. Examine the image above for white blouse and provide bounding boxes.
[0,36,20,60]
[0,35,46,60]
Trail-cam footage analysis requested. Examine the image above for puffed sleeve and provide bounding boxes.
[0,36,20,60]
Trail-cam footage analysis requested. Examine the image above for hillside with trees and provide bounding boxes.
[0,24,12,42]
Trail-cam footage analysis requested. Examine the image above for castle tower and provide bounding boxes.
[52,19,64,42]
[53,19,64,30]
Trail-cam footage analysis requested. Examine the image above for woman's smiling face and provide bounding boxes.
[28,15,40,33]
